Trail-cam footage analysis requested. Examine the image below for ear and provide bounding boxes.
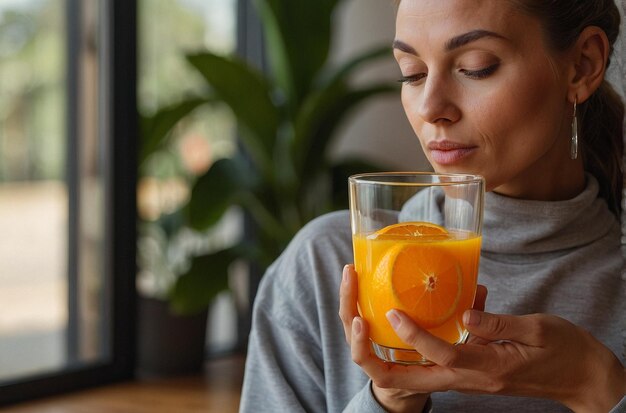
[567,26,609,104]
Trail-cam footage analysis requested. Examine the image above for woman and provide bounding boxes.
[239,1,626,412]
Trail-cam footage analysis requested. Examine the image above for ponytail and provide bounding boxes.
[580,81,624,217]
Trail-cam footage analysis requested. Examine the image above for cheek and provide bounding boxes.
[470,75,566,188]
[400,87,427,138]
[471,70,563,151]
[400,87,415,123]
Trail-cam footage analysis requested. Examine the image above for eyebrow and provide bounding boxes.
[393,29,506,56]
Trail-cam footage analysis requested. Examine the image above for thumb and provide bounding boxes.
[463,311,538,344]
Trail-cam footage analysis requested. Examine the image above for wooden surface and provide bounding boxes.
[2,355,245,413]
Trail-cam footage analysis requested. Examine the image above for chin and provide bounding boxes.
[432,164,477,176]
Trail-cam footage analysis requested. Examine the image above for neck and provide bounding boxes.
[492,158,586,202]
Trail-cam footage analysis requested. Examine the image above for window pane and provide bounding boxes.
[0,0,109,383]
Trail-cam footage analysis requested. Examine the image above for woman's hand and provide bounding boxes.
[386,306,625,412]
[338,264,488,412]
[338,264,625,413]
[338,264,429,412]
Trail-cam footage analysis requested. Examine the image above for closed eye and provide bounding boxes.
[398,73,427,85]
[459,63,500,79]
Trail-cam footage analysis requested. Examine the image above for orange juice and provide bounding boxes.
[353,222,481,350]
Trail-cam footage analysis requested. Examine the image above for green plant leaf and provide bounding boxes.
[168,241,266,315]
[168,247,236,315]
[272,123,297,189]
[316,45,393,90]
[291,44,396,169]
[294,83,399,179]
[143,6,404,315]
[254,0,340,106]
[238,191,294,246]
[292,83,397,220]
[139,97,209,165]
[330,158,389,210]
[292,83,345,169]
[186,52,279,174]
[186,156,256,231]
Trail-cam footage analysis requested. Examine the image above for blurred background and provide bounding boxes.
[0,0,428,406]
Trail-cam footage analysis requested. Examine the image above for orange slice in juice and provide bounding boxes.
[374,223,462,329]
[376,221,448,237]
[390,245,462,328]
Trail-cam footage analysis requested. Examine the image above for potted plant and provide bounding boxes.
[136,0,398,374]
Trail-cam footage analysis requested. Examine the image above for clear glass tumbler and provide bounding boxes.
[349,172,484,365]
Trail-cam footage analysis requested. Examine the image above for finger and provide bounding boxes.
[350,316,389,375]
[351,316,459,392]
[349,317,425,389]
[472,284,488,311]
[350,316,369,364]
[463,311,544,345]
[351,315,491,394]
[386,309,467,368]
[386,309,498,370]
[339,264,359,344]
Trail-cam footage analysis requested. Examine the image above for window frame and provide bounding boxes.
[0,0,137,405]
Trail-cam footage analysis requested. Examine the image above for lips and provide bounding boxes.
[427,140,477,165]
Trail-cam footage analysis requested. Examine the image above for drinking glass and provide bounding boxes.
[349,172,484,365]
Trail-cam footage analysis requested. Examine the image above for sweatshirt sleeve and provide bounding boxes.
[343,381,433,413]
[241,295,389,413]
[342,381,387,413]
[239,211,399,413]
[239,258,383,413]
[239,266,431,413]
[239,270,326,413]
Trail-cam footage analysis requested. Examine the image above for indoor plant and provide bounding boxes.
[137,0,399,363]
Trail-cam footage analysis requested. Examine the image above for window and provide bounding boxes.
[0,0,136,404]
[1,0,251,404]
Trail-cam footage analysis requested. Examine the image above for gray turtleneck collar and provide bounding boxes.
[482,175,618,254]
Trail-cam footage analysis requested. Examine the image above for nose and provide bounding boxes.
[414,73,460,125]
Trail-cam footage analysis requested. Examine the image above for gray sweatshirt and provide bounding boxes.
[240,175,625,412]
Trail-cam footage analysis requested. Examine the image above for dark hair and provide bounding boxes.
[510,0,624,216]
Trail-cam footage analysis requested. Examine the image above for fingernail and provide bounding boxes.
[342,265,350,284]
[386,310,401,330]
[463,310,481,326]
[352,317,362,336]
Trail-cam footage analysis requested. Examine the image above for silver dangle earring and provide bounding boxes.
[570,97,578,160]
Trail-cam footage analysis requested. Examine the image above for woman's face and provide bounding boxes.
[394,0,584,199]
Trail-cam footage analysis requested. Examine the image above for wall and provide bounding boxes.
[329,0,431,172]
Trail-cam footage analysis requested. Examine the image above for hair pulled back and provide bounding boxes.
[510,0,624,216]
